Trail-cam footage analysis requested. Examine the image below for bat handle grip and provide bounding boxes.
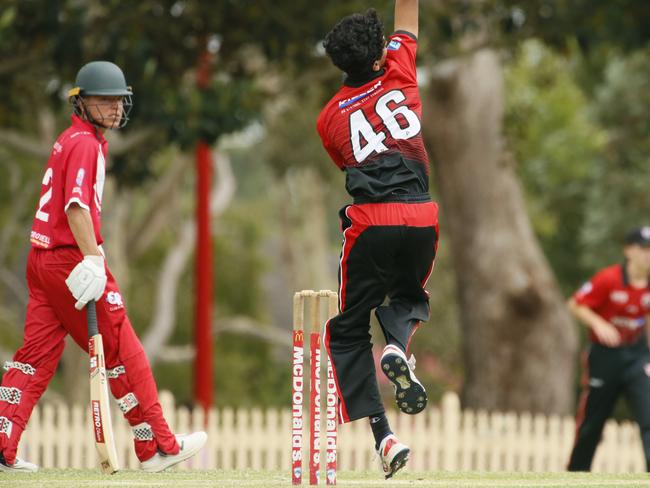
[87,300,98,338]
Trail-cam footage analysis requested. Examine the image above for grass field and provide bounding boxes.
[1,470,650,488]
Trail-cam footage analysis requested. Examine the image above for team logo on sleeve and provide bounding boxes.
[387,40,402,51]
[76,168,85,186]
[72,168,85,196]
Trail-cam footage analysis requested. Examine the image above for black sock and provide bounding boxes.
[384,329,406,352]
[369,414,392,450]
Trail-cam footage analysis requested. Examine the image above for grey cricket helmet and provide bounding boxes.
[68,61,133,128]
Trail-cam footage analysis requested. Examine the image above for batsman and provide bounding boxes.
[0,61,206,472]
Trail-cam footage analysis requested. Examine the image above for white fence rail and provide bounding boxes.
[16,391,645,472]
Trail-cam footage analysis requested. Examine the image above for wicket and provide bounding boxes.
[292,290,339,485]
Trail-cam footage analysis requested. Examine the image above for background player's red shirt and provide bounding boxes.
[317,32,430,202]
[30,115,107,249]
[573,264,650,345]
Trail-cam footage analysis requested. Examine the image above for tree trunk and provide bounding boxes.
[142,148,235,364]
[284,168,335,293]
[422,49,577,414]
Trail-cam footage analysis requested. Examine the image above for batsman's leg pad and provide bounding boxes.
[0,342,63,464]
[105,320,179,461]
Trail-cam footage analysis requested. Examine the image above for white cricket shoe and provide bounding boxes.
[377,434,410,479]
[380,344,427,414]
[140,431,207,472]
[0,455,38,472]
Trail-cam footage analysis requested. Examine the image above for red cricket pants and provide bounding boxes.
[0,247,179,464]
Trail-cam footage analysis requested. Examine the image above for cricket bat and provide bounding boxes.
[87,300,120,474]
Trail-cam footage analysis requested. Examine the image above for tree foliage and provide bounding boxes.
[504,40,606,293]
[579,46,650,270]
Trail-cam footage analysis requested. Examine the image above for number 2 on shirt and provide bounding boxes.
[349,89,421,164]
[35,168,53,222]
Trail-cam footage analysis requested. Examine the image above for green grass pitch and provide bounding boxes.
[1,470,650,487]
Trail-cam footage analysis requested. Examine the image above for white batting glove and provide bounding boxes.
[65,255,107,310]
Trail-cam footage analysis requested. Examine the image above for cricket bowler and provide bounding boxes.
[317,0,438,479]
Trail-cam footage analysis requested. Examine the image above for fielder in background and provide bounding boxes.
[0,61,206,472]
[567,226,650,471]
[316,0,438,479]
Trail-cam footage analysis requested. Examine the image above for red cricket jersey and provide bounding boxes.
[29,115,107,249]
[317,31,430,202]
[573,264,650,345]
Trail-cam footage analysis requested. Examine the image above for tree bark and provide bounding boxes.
[286,168,333,293]
[422,49,577,414]
[141,149,236,364]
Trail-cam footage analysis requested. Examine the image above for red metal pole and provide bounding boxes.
[194,141,214,411]
[194,41,215,410]
[194,41,213,412]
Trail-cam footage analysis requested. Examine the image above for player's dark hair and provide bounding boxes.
[323,9,385,78]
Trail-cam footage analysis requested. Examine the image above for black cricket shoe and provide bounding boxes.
[380,344,427,415]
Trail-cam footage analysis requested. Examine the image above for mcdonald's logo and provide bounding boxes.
[294,330,304,342]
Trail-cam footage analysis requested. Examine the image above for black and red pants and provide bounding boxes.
[324,201,439,423]
[569,338,650,471]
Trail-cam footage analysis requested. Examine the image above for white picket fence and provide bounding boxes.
[16,391,646,472]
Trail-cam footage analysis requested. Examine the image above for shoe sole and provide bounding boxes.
[385,447,410,479]
[381,352,427,415]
